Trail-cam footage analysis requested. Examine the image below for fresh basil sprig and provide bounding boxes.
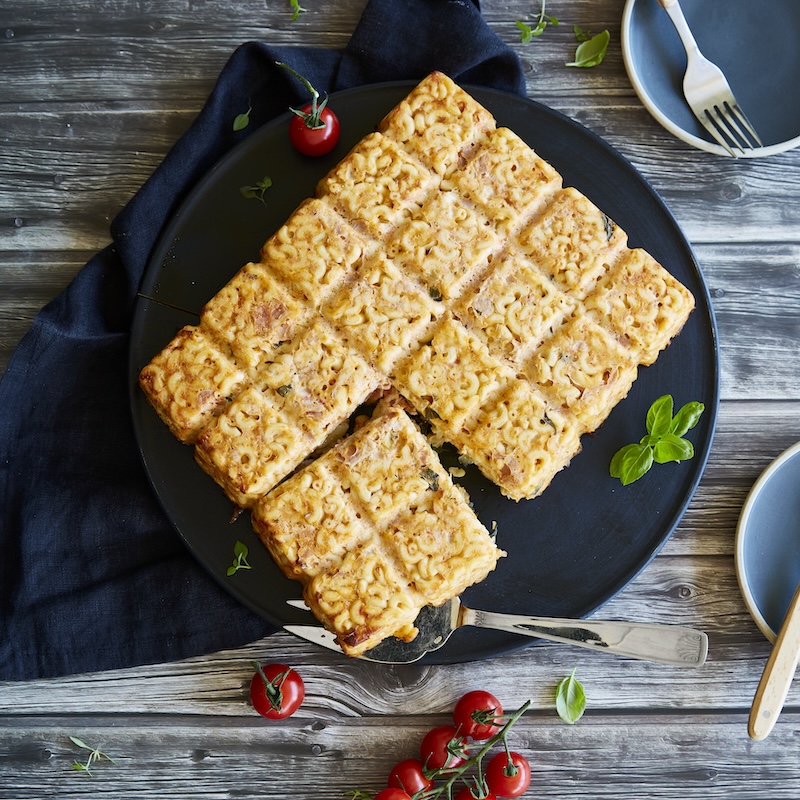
[69,736,117,776]
[610,394,705,486]
[516,0,559,43]
[556,668,586,725]
[227,540,252,576]
[289,0,307,21]
[566,27,610,68]
[239,176,273,206]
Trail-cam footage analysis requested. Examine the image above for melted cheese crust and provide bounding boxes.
[456,253,577,367]
[201,262,308,374]
[515,187,629,299]
[378,70,496,178]
[525,315,639,431]
[138,325,248,444]
[395,314,512,436]
[260,198,368,308]
[584,247,696,365]
[444,127,562,234]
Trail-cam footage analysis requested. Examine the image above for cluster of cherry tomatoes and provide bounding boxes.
[247,664,530,798]
[374,690,532,800]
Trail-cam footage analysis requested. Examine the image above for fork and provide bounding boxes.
[658,0,762,157]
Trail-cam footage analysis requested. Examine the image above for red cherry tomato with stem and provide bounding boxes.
[420,724,469,770]
[249,661,304,719]
[453,690,504,740]
[388,759,433,796]
[289,103,340,157]
[277,60,341,157]
[485,751,531,799]
[375,790,413,800]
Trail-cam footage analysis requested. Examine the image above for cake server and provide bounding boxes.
[285,597,708,666]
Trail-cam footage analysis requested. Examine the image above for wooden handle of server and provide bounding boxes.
[749,583,800,740]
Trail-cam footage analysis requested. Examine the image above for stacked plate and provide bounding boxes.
[622,0,800,157]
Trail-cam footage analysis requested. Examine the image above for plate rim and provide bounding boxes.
[128,79,721,663]
[621,0,800,159]
[735,439,800,643]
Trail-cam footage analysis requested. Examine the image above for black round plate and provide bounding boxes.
[129,82,720,664]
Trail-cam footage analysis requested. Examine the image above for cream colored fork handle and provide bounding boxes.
[658,0,701,55]
[749,583,800,740]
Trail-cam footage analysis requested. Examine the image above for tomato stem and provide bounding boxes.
[275,60,328,129]
[416,700,531,800]
[252,660,287,713]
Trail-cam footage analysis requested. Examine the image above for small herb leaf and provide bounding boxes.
[239,176,273,206]
[566,29,610,68]
[516,0,558,43]
[289,0,307,21]
[653,433,694,464]
[233,105,251,132]
[670,401,705,437]
[421,467,440,492]
[227,540,252,576]
[556,669,586,724]
[609,442,653,486]
[646,394,674,437]
[68,736,116,777]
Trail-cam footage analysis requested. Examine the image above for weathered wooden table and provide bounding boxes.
[2,1,800,797]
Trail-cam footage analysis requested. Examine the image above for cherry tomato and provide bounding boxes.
[453,690,504,740]
[485,751,531,799]
[374,790,413,800]
[420,724,469,770]
[289,103,340,157]
[249,662,304,719]
[455,787,498,800]
[388,759,433,796]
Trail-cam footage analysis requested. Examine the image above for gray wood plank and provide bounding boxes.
[1,713,798,800]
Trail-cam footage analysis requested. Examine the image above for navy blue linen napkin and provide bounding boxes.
[0,0,524,680]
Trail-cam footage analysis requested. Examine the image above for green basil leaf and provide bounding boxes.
[610,442,653,485]
[556,669,586,724]
[573,24,590,42]
[670,401,705,437]
[653,434,694,464]
[516,19,534,43]
[565,29,610,68]
[646,394,674,437]
[289,0,307,20]
[233,107,251,132]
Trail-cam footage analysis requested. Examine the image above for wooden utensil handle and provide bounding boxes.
[749,583,800,740]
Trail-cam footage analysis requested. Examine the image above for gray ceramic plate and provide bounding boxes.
[622,0,800,157]
[736,441,800,643]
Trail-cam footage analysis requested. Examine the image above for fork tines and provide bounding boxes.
[701,101,763,157]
